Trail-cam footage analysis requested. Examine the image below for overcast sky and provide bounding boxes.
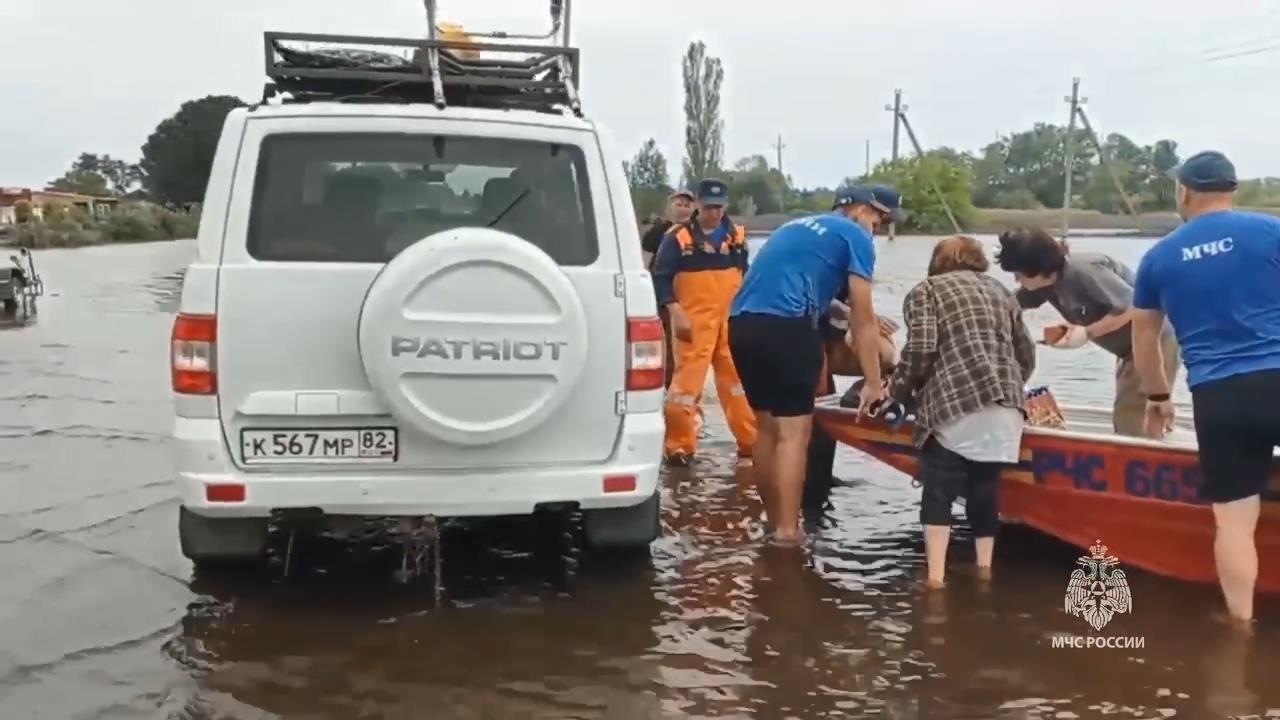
[2,0,1278,190]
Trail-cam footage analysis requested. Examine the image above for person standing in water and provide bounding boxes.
[727,185,903,545]
[652,178,757,466]
[1130,150,1280,625]
[888,235,1036,587]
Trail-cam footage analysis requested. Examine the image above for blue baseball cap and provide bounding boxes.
[833,184,906,223]
[696,178,729,206]
[1175,150,1237,192]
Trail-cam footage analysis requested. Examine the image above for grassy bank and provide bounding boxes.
[2,202,198,249]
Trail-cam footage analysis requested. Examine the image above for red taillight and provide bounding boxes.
[603,474,637,493]
[205,483,245,503]
[172,313,217,395]
[626,316,664,390]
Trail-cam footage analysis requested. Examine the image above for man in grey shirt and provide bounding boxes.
[995,228,1181,436]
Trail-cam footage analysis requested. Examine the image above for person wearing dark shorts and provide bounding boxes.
[730,311,826,416]
[888,235,1036,588]
[728,185,904,545]
[1130,150,1280,624]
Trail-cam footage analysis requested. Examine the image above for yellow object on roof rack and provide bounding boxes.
[435,22,479,59]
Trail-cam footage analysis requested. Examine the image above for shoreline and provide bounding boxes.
[0,233,183,250]
[727,206,1280,237]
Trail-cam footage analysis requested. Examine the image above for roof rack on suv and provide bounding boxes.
[261,0,581,116]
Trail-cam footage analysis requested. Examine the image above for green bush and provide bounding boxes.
[12,223,104,249]
[102,205,167,242]
[10,201,198,248]
[159,207,199,238]
[989,188,1042,210]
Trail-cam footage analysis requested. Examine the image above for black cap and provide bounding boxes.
[696,178,729,206]
[832,184,906,223]
[1175,151,1238,192]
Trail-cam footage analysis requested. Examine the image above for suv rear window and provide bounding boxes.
[246,133,599,265]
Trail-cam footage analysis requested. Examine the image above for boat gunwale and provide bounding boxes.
[813,394,1203,454]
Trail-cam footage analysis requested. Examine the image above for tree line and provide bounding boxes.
[628,42,1280,232]
[43,95,247,206]
[11,95,244,248]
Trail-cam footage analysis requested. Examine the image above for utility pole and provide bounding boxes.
[865,139,870,176]
[770,133,787,211]
[886,89,904,166]
[1059,78,1139,239]
[898,110,961,235]
[1075,104,1139,221]
[1061,77,1081,242]
[884,89,906,240]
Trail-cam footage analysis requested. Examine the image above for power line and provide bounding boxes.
[1203,40,1280,62]
[933,18,1280,110]
[1201,32,1280,56]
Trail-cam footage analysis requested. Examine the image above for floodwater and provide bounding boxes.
[0,235,1276,719]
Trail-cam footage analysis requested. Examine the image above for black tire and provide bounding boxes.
[178,506,269,566]
[2,299,16,317]
[582,490,660,552]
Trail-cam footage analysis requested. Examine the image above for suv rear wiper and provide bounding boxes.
[486,188,531,228]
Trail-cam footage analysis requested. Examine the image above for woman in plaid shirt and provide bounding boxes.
[887,236,1037,588]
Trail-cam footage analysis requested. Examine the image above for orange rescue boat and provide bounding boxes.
[814,390,1280,593]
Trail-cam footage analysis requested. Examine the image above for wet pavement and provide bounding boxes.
[1,236,1277,719]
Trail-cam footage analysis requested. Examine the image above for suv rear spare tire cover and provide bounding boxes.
[358,228,589,446]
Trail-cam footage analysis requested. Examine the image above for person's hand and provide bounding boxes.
[877,315,899,338]
[669,305,693,342]
[1143,399,1175,439]
[1046,323,1089,349]
[856,379,889,420]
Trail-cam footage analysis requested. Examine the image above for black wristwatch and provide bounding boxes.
[1146,393,1170,402]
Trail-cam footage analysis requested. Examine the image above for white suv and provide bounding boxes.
[170,18,665,566]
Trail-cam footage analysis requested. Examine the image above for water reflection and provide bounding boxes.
[144,269,186,313]
[0,314,37,332]
[170,520,668,719]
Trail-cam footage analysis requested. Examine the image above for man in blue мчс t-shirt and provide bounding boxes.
[727,185,904,545]
[1130,149,1280,624]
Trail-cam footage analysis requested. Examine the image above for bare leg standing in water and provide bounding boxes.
[1213,498,1260,621]
[917,435,1006,587]
[769,416,813,543]
[753,414,778,517]
[1129,150,1280,623]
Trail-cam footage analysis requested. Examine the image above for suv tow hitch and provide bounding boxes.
[271,510,448,604]
[390,516,443,601]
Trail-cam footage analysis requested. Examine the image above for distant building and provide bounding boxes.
[0,187,119,225]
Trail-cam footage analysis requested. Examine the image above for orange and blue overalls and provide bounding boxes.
[652,216,758,457]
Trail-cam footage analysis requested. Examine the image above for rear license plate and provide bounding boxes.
[240,428,398,464]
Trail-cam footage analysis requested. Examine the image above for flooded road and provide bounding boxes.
[1,236,1276,719]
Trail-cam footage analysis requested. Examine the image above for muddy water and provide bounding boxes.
[0,236,1275,719]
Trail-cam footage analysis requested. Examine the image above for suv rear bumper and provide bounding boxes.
[173,413,662,518]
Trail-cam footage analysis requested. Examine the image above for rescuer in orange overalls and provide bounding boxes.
[651,178,757,466]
